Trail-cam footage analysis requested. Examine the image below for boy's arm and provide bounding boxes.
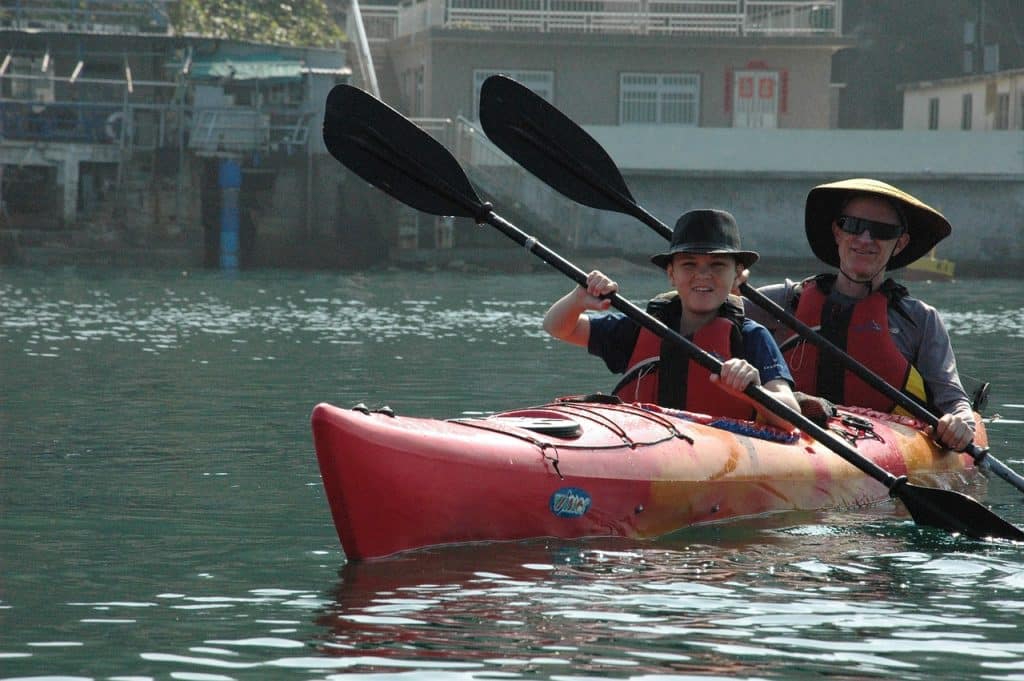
[542,287,593,347]
[759,378,801,429]
[542,270,617,348]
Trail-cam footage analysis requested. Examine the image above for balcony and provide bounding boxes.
[0,0,172,35]
[360,0,840,40]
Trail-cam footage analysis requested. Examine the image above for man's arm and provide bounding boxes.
[896,298,975,450]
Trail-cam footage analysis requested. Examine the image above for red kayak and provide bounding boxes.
[311,396,981,560]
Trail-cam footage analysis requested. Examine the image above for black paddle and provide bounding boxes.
[323,83,1024,541]
[477,73,1024,497]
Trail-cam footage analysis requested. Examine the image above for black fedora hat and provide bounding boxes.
[805,178,952,271]
[650,209,759,269]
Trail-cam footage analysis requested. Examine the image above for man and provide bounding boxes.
[544,209,799,429]
[743,178,974,450]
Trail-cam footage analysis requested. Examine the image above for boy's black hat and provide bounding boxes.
[651,209,759,269]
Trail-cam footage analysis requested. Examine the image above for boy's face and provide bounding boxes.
[666,253,741,315]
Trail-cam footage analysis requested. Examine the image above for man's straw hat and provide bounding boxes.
[805,178,952,271]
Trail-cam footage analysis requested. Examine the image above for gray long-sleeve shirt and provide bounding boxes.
[743,278,973,423]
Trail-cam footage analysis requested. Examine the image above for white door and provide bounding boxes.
[733,70,778,128]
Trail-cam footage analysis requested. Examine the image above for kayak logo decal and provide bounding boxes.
[550,487,591,518]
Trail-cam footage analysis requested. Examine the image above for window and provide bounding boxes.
[995,92,1010,129]
[620,73,700,126]
[472,69,553,120]
[961,93,972,130]
[928,98,939,129]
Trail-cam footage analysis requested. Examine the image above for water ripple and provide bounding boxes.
[0,280,549,358]
[6,270,1024,681]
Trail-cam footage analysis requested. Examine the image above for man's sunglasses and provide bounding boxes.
[836,216,905,241]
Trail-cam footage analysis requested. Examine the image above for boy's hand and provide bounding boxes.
[577,270,618,310]
[711,358,760,393]
[732,268,751,295]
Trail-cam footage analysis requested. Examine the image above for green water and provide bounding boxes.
[2,266,1024,681]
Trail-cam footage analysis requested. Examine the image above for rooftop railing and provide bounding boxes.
[359,5,400,44]
[366,0,839,40]
[0,0,173,35]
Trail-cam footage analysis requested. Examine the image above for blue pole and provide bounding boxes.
[218,158,241,270]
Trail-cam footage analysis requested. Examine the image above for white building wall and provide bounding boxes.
[587,127,1024,177]
[517,126,1024,268]
[903,71,1024,131]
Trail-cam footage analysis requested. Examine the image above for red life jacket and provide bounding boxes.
[612,294,755,419]
[781,275,928,413]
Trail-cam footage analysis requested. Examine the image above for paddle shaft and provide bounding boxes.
[618,185,1019,490]
[480,207,920,494]
[337,105,911,491]
[739,282,1024,491]
[323,82,1024,540]
[482,206,1022,539]
[617,183,1021,490]
[485,84,1022,490]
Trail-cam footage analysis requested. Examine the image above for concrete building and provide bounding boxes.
[338,0,1023,272]
[355,0,847,128]
[0,1,352,267]
[3,1,1023,271]
[833,1,1024,130]
[901,69,1024,132]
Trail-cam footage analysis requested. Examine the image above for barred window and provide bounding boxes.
[620,73,700,126]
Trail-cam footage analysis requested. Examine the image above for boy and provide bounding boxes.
[544,209,799,428]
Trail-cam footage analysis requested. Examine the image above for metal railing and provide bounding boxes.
[359,5,400,43]
[450,114,590,247]
[0,96,314,156]
[1,100,124,143]
[0,99,179,150]
[0,0,173,35]
[365,0,839,39]
[189,109,270,153]
[188,108,314,154]
[746,1,838,34]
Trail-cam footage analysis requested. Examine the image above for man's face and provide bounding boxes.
[831,197,910,280]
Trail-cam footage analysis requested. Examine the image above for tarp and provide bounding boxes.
[186,54,304,82]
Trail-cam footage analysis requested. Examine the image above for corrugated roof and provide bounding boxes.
[187,54,304,82]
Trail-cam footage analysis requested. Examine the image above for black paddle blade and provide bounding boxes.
[898,482,1024,541]
[479,74,636,213]
[323,84,482,219]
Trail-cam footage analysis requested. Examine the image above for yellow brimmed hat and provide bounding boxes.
[805,178,952,270]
